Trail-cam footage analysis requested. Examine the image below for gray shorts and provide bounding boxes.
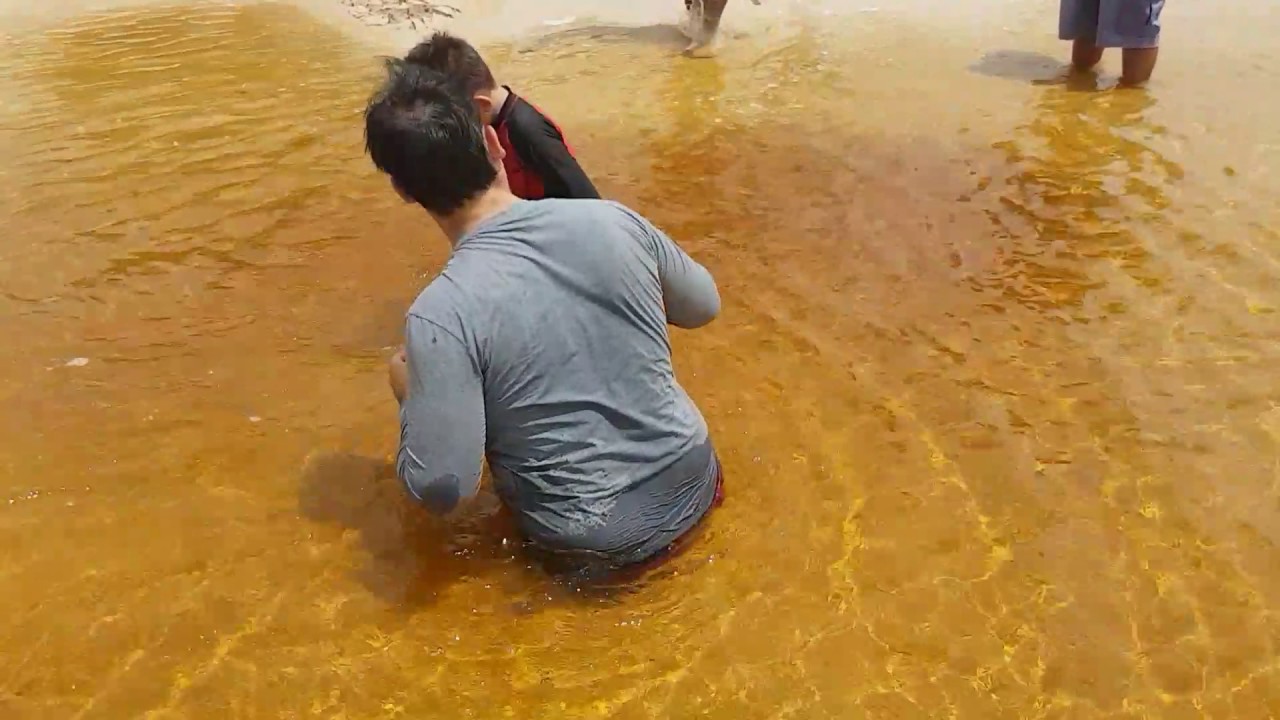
[1060,0,1164,49]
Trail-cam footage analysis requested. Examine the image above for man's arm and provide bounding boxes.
[395,315,486,515]
[519,116,601,200]
[628,210,721,328]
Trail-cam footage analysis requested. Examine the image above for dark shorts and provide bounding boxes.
[1060,0,1164,49]
[517,453,721,584]
[610,465,725,576]
[524,459,725,582]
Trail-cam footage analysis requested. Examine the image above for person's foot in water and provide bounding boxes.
[680,0,759,57]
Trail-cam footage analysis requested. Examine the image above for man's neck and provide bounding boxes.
[488,85,510,125]
[434,188,520,246]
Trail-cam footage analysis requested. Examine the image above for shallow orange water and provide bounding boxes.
[1,2,1279,718]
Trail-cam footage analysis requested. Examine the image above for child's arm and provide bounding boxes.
[520,117,600,199]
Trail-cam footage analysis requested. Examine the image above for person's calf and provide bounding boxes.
[1120,47,1158,87]
[1071,38,1104,71]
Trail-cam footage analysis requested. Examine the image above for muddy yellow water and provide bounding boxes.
[2,1,1279,717]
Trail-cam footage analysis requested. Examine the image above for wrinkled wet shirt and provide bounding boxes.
[396,199,721,565]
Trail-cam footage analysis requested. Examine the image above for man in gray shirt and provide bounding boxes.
[364,61,723,568]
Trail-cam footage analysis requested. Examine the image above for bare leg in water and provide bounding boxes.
[1063,0,1161,87]
[681,0,759,57]
[681,0,728,56]
[1120,47,1158,86]
[1071,37,1105,72]
[1072,39,1158,86]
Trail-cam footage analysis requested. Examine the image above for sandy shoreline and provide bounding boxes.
[311,0,764,52]
[0,0,1058,63]
[0,0,813,53]
[338,0,458,27]
[0,0,458,45]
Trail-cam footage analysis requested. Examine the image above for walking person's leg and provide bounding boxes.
[681,0,730,57]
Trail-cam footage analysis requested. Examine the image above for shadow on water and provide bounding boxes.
[297,452,685,609]
[971,49,1127,92]
[297,452,520,608]
[970,49,1180,93]
[970,50,1069,84]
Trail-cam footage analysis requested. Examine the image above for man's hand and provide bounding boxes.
[388,346,409,404]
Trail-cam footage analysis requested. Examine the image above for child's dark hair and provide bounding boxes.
[404,32,497,97]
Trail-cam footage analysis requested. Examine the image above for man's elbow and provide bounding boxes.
[398,463,464,515]
[671,292,721,329]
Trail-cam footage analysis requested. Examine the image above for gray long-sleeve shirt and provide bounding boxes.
[397,199,722,565]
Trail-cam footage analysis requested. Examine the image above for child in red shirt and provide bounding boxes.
[405,33,599,200]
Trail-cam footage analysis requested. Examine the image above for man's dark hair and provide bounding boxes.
[364,59,497,215]
[404,32,497,97]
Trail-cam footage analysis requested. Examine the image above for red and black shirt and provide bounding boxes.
[492,87,599,201]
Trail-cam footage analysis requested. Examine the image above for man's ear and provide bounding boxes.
[483,125,506,165]
[473,93,495,119]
